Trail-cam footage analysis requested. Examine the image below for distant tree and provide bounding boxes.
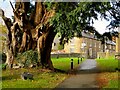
[0,1,119,70]
[106,1,120,29]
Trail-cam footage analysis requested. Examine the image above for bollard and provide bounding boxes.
[57,55,59,59]
[78,57,79,64]
[71,59,73,69]
[99,57,100,59]
[81,58,82,62]
[115,68,118,72]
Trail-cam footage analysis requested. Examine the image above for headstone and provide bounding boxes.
[21,72,33,80]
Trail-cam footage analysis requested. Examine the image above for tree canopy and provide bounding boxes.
[41,2,120,43]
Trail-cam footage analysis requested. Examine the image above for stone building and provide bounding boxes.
[116,27,120,53]
[64,31,116,59]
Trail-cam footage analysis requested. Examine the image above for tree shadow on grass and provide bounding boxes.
[54,66,80,75]
[2,75,16,81]
[2,74,20,81]
[77,67,119,75]
[54,68,67,73]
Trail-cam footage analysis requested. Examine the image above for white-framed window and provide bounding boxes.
[89,39,92,47]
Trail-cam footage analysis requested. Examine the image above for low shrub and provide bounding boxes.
[0,52,6,64]
[0,63,7,69]
[16,50,38,67]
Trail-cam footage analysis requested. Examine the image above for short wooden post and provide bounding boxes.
[99,57,100,59]
[78,57,79,64]
[57,55,59,59]
[71,59,73,69]
[81,58,82,62]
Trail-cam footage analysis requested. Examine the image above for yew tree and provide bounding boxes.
[1,1,119,70]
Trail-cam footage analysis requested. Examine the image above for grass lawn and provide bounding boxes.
[2,68,67,88]
[2,57,83,88]
[96,57,119,72]
[96,57,119,89]
[52,57,84,72]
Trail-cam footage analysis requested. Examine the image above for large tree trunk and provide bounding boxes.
[38,27,56,70]
[2,1,56,70]
[5,41,14,68]
[34,2,43,26]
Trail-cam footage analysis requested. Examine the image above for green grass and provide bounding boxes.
[2,57,83,88]
[52,57,84,72]
[96,57,119,72]
[96,57,119,89]
[2,68,67,88]
[104,79,118,88]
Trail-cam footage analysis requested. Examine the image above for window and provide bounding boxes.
[70,48,74,53]
[94,43,96,47]
[99,43,101,49]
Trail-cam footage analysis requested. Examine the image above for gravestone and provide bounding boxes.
[21,72,33,80]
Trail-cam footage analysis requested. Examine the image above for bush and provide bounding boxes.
[58,44,64,50]
[0,64,6,69]
[0,53,6,64]
[16,50,38,67]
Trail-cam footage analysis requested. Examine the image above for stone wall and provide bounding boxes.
[116,28,120,53]
[51,53,82,58]
[97,52,116,59]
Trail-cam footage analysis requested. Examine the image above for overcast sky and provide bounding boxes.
[0,0,111,34]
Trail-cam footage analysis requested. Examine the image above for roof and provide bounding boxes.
[81,31,97,40]
[106,40,116,45]
[81,31,116,45]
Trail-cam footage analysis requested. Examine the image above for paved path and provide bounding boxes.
[55,59,99,89]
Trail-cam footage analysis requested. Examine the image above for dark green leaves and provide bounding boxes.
[44,2,118,43]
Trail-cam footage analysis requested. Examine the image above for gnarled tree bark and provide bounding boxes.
[1,1,56,70]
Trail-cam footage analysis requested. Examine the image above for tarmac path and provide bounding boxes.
[55,59,100,89]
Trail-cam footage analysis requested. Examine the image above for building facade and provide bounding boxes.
[116,27,120,53]
[64,32,116,59]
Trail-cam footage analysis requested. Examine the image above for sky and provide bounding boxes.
[0,0,111,34]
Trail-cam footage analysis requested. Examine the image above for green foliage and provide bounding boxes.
[2,64,6,69]
[0,24,7,52]
[45,2,116,43]
[16,50,38,67]
[0,64,6,69]
[57,44,64,50]
[0,52,6,63]
[0,24,7,35]
[0,36,6,41]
